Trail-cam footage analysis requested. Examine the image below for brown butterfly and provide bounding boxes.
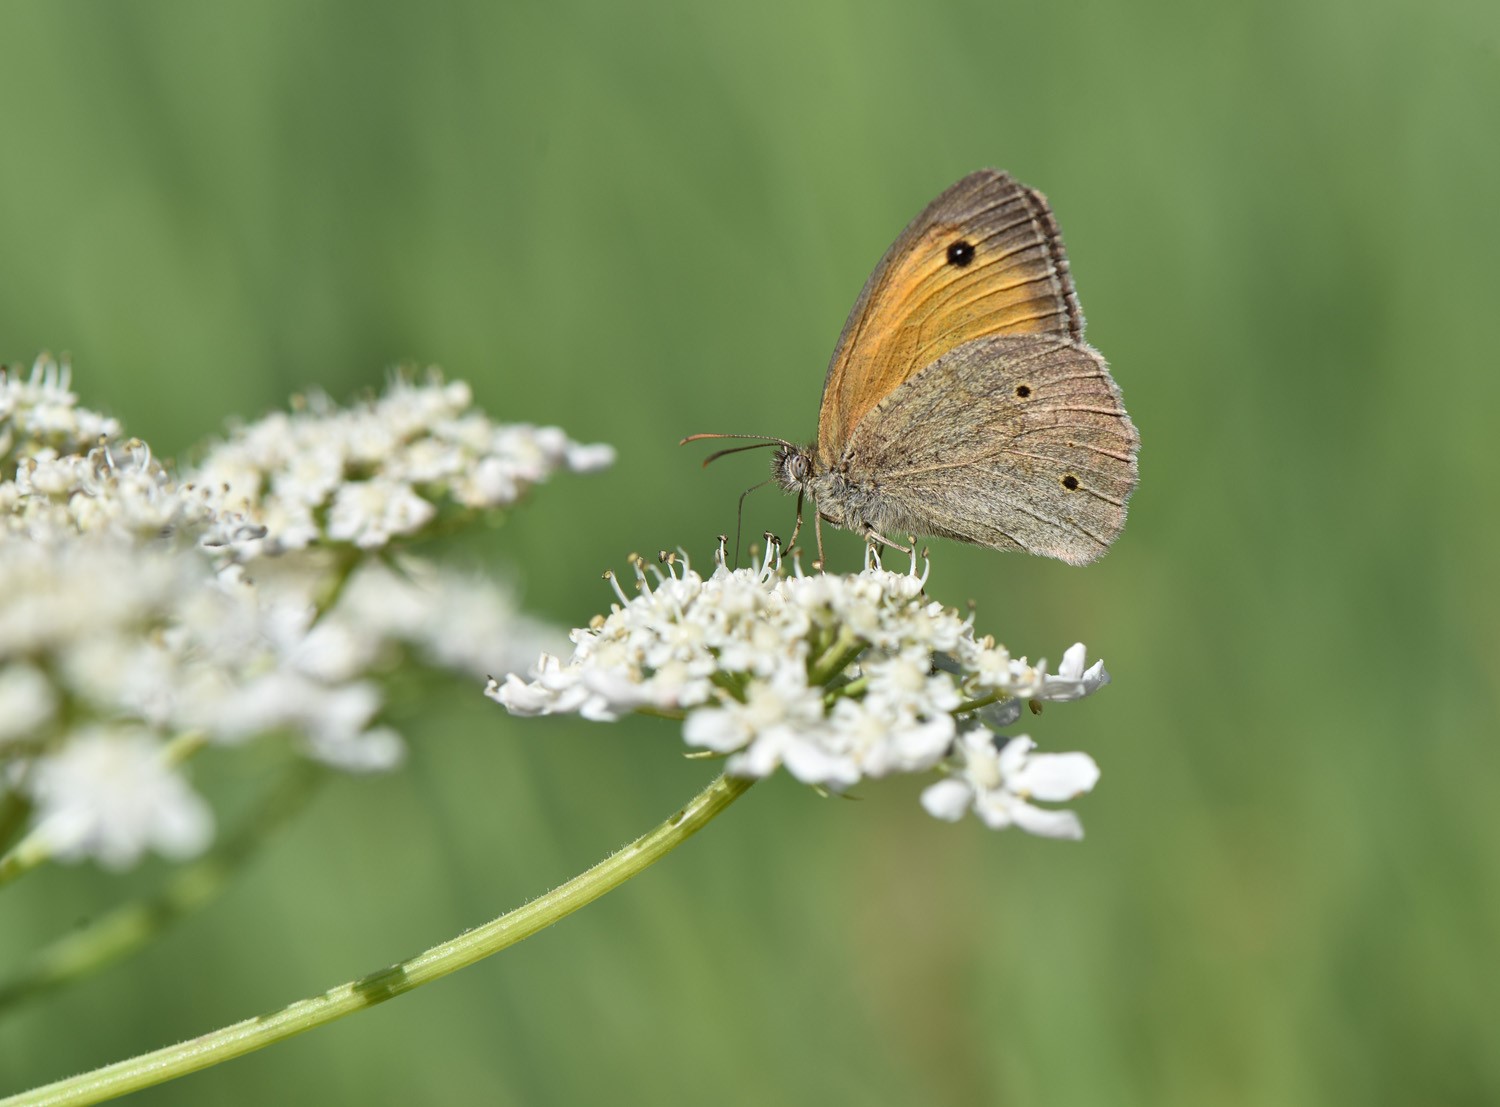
[685,169,1139,566]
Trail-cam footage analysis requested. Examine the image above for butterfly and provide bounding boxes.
[685,169,1139,567]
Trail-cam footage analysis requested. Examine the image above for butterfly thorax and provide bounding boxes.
[773,444,883,533]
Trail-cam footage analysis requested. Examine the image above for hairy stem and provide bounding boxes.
[2,772,755,1107]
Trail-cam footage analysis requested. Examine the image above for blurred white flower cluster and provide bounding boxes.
[490,542,1110,839]
[2,436,265,550]
[0,356,608,871]
[186,372,614,556]
[0,357,121,462]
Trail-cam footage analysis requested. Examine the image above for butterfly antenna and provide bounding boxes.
[699,441,782,468]
[680,432,795,468]
[735,478,773,568]
[681,432,794,445]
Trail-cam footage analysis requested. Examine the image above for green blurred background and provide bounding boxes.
[2,0,1497,1103]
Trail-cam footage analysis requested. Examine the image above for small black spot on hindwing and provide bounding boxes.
[1061,475,1080,491]
[1015,384,1032,399]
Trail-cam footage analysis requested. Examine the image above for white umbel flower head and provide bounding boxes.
[187,371,614,556]
[491,540,1116,837]
[2,437,265,551]
[0,359,603,870]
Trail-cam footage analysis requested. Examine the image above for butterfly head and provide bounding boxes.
[772,444,815,495]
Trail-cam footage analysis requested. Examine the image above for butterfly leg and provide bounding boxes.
[814,510,826,570]
[787,489,805,551]
[863,526,912,556]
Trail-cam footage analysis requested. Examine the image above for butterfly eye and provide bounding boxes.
[945,240,975,267]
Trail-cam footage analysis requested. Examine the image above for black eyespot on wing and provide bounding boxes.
[1015,384,1032,399]
[1061,474,1080,491]
[946,241,975,267]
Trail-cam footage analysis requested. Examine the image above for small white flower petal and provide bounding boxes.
[490,673,558,715]
[1058,642,1087,680]
[565,442,617,472]
[997,734,1037,777]
[780,733,859,789]
[312,725,406,773]
[725,740,782,779]
[577,695,623,723]
[1037,645,1111,702]
[1008,802,1086,840]
[682,706,750,753]
[920,778,974,822]
[1013,752,1101,802]
[0,663,58,744]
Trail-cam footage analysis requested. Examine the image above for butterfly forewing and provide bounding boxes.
[816,170,1083,464]
[838,334,1138,565]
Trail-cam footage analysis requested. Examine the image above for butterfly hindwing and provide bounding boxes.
[815,170,1083,465]
[836,334,1138,565]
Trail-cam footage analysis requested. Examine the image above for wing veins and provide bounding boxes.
[1046,405,1127,417]
[916,273,1061,338]
[1008,434,1135,462]
[897,236,1053,324]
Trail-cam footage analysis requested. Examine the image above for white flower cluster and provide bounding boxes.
[0,539,402,869]
[0,357,607,871]
[0,356,121,463]
[245,554,568,684]
[490,543,1111,839]
[186,372,615,556]
[1,436,264,550]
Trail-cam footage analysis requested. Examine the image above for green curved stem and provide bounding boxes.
[2,772,755,1107]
